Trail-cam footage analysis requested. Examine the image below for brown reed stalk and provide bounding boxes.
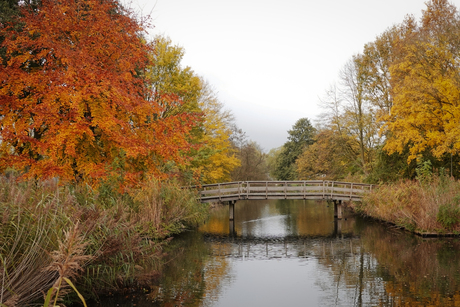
[0,205,60,306]
[43,221,92,307]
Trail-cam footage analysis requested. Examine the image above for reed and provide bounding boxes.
[0,176,207,306]
[357,173,460,233]
[0,178,69,306]
[43,222,91,307]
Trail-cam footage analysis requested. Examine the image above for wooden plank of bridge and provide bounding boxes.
[331,181,334,199]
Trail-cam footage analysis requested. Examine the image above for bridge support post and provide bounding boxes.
[334,200,343,220]
[333,219,342,236]
[229,219,236,237]
[228,200,235,220]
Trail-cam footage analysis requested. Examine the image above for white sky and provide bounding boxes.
[132,0,460,151]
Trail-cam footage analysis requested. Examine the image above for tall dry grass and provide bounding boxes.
[43,222,91,307]
[356,174,460,233]
[0,178,73,306]
[0,176,207,306]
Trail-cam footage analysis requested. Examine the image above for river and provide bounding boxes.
[92,199,460,306]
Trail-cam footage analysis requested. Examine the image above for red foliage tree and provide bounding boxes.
[0,0,201,185]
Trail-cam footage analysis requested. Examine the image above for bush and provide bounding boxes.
[437,196,460,230]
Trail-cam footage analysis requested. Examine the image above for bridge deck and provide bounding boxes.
[194,180,372,203]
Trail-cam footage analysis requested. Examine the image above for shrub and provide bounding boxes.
[436,196,460,230]
[416,159,433,184]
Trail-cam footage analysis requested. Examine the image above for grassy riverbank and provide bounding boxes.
[354,173,460,235]
[0,177,208,306]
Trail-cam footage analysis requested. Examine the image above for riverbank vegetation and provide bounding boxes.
[356,166,460,234]
[0,176,208,306]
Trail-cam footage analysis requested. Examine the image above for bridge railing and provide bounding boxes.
[195,180,372,203]
[196,181,245,203]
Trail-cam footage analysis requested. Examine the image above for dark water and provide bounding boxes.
[92,200,460,306]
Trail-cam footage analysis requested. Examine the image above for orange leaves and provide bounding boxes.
[0,0,202,186]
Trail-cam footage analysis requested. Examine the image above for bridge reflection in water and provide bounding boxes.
[228,216,343,237]
[201,199,357,239]
[205,229,356,261]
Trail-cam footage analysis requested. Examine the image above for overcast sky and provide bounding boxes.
[133,0,460,152]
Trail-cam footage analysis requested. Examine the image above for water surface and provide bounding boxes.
[92,200,460,306]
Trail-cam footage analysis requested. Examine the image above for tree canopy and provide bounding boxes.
[0,0,202,185]
[383,0,460,163]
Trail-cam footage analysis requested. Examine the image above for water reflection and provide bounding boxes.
[200,200,355,238]
[91,200,460,307]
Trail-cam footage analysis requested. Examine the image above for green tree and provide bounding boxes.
[274,118,315,180]
[266,146,283,179]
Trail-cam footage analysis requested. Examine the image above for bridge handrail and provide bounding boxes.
[193,180,373,203]
[190,181,244,189]
[191,180,373,189]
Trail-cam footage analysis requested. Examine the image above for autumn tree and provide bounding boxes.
[339,56,381,175]
[148,35,202,116]
[273,118,315,180]
[383,0,460,167]
[0,0,201,185]
[313,57,383,181]
[231,140,269,181]
[317,84,361,169]
[310,0,460,181]
[356,23,418,182]
[145,35,204,183]
[145,37,239,184]
[296,129,357,180]
[195,79,240,183]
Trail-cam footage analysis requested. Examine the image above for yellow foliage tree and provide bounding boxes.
[382,0,460,162]
[296,129,357,180]
[145,36,239,183]
[197,80,240,183]
[148,36,202,116]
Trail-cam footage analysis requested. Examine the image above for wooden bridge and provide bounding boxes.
[193,180,373,221]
